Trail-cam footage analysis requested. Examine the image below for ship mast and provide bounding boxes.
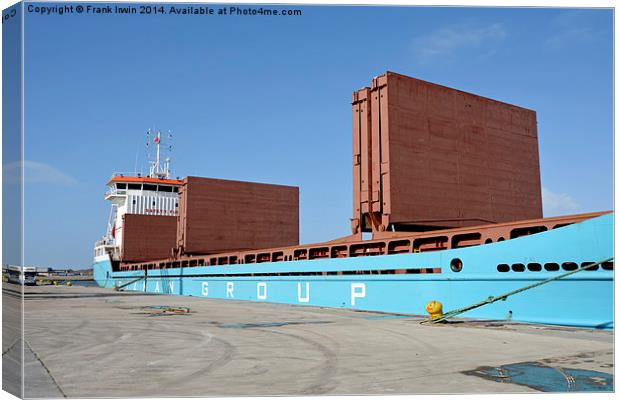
[147,129,172,179]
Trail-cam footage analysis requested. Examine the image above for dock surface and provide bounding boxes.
[4,283,614,397]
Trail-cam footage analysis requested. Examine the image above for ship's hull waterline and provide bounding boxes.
[94,213,614,329]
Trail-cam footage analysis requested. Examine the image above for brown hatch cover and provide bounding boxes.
[352,71,543,236]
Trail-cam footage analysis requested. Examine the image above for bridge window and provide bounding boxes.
[128,183,141,190]
[158,185,173,192]
[116,183,126,189]
[143,184,157,191]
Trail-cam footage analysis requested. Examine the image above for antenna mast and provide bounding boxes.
[147,129,172,179]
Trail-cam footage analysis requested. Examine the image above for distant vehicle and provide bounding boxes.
[7,265,37,285]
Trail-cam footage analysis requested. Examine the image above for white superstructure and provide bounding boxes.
[94,130,182,263]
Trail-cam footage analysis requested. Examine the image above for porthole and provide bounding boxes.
[497,237,505,242]
[485,239,493,244]
[497,264,510,272]
[450,258,463,272]
[581,262,598,271]
[562,262,578,271]
[602,261,614,271]
[511,263,525,272]
[527,263,542,272]
[544,263,560,271]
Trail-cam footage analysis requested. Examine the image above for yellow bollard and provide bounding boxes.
[425,300,443,321]
[66,281,73,287]
[53,281,58,286]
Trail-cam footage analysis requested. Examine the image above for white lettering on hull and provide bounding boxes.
[153,279,371,306]
[227,282,234,298]
[351,283,366,305]
[298,282,310,303]
[257,282,267,300]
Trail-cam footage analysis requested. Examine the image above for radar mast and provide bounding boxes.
[146,129,173,179]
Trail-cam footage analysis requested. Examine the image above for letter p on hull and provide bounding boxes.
[351,283,366,306]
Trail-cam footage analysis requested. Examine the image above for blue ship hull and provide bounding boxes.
[93,213,614,329]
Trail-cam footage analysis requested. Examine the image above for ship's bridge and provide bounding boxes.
[105,174,182,216]
[95,129,179,263]
[98,173,183,263]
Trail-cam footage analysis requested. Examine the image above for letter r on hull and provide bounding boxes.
[351,283,366,306]
[227,282,234,298]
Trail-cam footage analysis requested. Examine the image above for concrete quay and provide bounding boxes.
[4,283,614,397]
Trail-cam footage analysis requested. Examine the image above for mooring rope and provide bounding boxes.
[115,275,145,291]
[429,257,614,324]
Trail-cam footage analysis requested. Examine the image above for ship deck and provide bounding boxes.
[5,282,614,397]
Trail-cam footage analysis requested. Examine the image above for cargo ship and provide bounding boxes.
[93,72,613,329]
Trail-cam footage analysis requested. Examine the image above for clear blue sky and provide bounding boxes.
[18,4,612,269]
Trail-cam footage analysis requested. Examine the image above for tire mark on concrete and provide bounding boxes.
[135,322,237,385]
[184,336,237,380]
[258,328,339,395]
